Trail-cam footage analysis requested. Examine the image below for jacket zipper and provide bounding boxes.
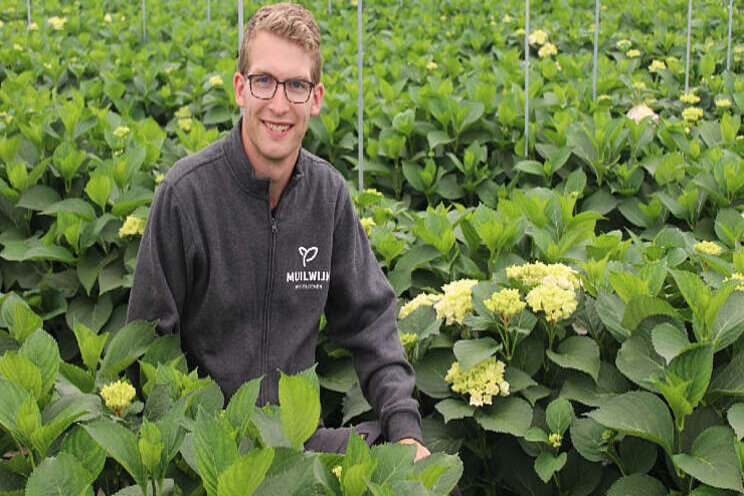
[259,214,278,405]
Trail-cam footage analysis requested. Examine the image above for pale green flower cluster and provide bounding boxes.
[506,262,581,290]
[445,357,509,407]
[693,241,722,256]
[47,16,68,30]
[484,288,525,320]
[119,216,146,237]
[529,29,549,46]
[399,293,440,319]
[113,125,130,138]
[616,39,632,50]
[716,98,732,109]
[727,272,744,291]
[208,75,223,87]
[626,49,641,58]
[682,106,704,122]
[680,92,700,104]
[434,279,479,325]
[538,43,558,58]
[525,279,578,324]
[548,433,562,449]
[649,60,666,73]
[399,332,418,348]
[360,217,375,237]
[101,380,136,412]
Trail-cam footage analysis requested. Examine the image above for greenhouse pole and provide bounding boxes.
[726,0,734,71]
[357,0,364,189]
[685,0,692,93]
[239,0,244,117]
[142,0,146,42]
[524,0,530,157]
[592,0,600,100]
[208,0,211,23]
[26,0,31,27]
[328,0,331,14]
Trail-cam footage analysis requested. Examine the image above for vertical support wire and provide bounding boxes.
[524,0,530,157]
[357,0,364,189]
[239,0,244,117]
[726,0,734,71]
[328,0,331,14]
[685,0,693,93]
[208,0,211,23]
[26,0,31,27]
[142,0,146,42]
[592,0,600,100]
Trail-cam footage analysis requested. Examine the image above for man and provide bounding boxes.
[127,2,429,461]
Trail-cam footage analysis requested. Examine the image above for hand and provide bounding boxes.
[397,438,431,462]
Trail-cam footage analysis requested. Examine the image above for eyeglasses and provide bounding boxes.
[244,74,316,104]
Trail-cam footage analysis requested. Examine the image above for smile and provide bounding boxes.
[263,120,293,134]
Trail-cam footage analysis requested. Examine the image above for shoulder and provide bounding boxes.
[163,137,226,188]
[298,149,349,200]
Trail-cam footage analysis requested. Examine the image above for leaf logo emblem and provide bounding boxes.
[298,246,318,267]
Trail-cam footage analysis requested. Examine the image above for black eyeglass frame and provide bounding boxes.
[244,73,316,104]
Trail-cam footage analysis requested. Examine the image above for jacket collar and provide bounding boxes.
[223,116,306,197]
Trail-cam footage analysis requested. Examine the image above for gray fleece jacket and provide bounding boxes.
[126,118,422,443]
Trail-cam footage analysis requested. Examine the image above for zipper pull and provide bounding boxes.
[271,217,278,234]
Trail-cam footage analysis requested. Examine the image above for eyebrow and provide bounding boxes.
[249,70,312,81]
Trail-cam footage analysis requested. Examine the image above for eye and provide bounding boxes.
[254,75,273,85]
[288,79,309,90]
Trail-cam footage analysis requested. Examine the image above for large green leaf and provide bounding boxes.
[651,323,690,364]
[0,352,43,399]
[452,337,502,372]
[224,377,261,438]
[727,403,744,439]
[65,295,113,334]
[606,474,666,496]
[709,352,744,400]
[711,291,744,351]
[474,396,532,437]
[595,291,629,342]
[673,426,744,492]
[279,371,321,449]
[434,398,475,423]
[72,321,108,374]
[31,404,87,457]
[534,451,567,484]
[587,391,674,454]
[99,320,157,378]
[621,295,681,332]
[83,418,147,488]
[546,336,600,383]
[2,294,43,343]
[16,185,61,211]
[41,198,97,221]
[570,417,606,462]
[410,452,463,495]
[25,452,92,496]
[217,448,275,496]
[369,443,416,488]
[192,409,239,496]
[20,329,60,398]
[668,343,713,408]
[414,348,455,399]
[546,397,574,435]
[60,426,107,483]
[615,330,665,391]
[0,378,31,440]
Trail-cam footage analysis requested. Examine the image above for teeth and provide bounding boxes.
[265,122,290,133]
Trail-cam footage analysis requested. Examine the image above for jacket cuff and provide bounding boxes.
[384,411,424,444]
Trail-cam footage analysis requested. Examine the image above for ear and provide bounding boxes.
[309,82,324,116]
[233,72,247,107]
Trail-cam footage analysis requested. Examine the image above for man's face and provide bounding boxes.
[234,30,324,169]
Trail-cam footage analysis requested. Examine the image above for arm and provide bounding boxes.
[126,181,196,335]
[324,185,423,444]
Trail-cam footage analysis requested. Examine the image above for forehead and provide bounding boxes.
[247,30,314,80]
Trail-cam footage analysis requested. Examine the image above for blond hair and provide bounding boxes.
[238,3,322,83]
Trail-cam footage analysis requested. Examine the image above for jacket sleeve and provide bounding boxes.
[126,180,196,335]
[324,185,423,443]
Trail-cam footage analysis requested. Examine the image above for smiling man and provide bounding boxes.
[127,3,429,461]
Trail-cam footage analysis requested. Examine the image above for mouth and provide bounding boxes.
[262,120,293,135]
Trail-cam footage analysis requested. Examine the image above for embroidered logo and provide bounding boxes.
[298,246,318,268]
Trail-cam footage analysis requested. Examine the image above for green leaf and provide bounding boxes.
[65,295,113,334]
[25,452,92,496]
[225,377,261,438]
[474,396,532,437]
[217,448,275,496]
[595,291,629,342]
[669,343,713,408]
[414,349,454,399]
[3,296,43,343]
[621,295,681,332]
[72,321,108,374]
[193,409,239,496]
[651,323,690,364]
[0,378,31,439]
[503,367,537,394]
[728,403,744,440]
[369,443,415,487]
[616,330,665,391]
[85,173,113,211]
[587,391,674,454]
[20,330,60,398]
[570,417,606,462]
[16,396,41,444]
[42,198,96,221]
[17,185,61,211]
[111,187,153,218]
[279,370,320,449]
[60,426,107,483]
[0,352,43,399]
[452,337,502,372]
[711,291,744,351]
[546,397,574,435]
[534,451,567,484]
[99,320,156,378]
[709,352,744,400]
[434,398,475,423]
[84,418,147,488]
[409,452,463,495]
[606,474,666,496]
[673,426,744,492]
[31,404,87,457]
[546,336,600,383]
[398,305,441,341]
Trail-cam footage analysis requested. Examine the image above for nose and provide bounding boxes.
[266,83,291,113]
